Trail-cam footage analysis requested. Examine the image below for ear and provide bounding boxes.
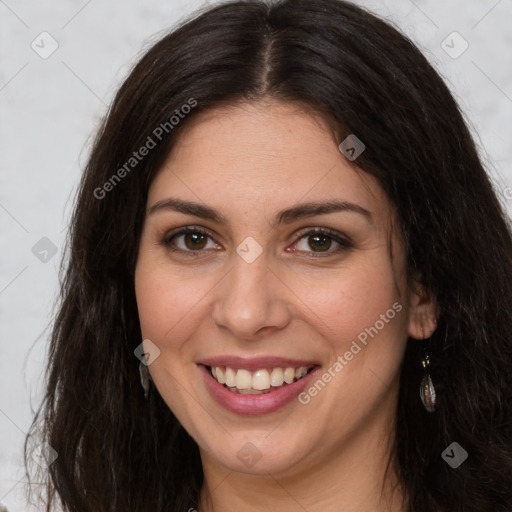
[407,279,439,340]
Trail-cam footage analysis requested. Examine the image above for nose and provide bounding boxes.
[211,247,293,341]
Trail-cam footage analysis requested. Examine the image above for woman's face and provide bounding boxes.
[135,100,430,478]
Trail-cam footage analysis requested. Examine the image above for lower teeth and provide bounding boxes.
[224,376,305,394]
[227,387,278,394]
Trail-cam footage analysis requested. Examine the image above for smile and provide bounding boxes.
[208,365,315,394]
[198,357,321,415]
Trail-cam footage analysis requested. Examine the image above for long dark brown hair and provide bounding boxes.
[25,0,512,510]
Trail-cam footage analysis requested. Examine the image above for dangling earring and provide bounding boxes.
[139,360,151,400]
[419,337,436,412]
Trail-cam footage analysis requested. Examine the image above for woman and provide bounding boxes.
[25,0,512,511]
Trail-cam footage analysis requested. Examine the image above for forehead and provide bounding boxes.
[147,100,391,226]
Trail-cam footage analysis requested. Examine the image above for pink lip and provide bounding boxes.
[198,363,320,415]
[197,356,320,371]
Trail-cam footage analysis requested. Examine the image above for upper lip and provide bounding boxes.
[198,356,320,371]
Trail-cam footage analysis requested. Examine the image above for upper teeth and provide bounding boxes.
[210,365,313,391]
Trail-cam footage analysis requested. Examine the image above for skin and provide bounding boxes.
[134,99,438,512]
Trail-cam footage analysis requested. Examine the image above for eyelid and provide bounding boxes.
[289,227,352,257]
[293,226,351,244]
[161,225,352,257]
[161,225,219,252]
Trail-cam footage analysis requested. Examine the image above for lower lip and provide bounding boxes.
[199,364,319,415]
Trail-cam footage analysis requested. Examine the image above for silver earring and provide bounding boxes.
[419,341,436,413]
[139,361,151,400]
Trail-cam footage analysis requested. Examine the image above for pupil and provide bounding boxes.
[185,233,206,250]
[310,234,331,252]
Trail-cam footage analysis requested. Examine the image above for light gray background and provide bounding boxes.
[1,1,511,510]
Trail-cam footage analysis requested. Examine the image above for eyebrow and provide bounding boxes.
[147,197,372,226]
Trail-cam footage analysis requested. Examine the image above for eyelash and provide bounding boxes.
[160,226,352,259]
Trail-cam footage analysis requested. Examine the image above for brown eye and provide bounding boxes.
[162,227,218,255]
[307,233,332,252]
[182,232,208,250]
[292,228,352,257]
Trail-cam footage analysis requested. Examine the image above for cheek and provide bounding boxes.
[134,258,211,416]
[295,256,409,410]
[135,246,406,352]
[294,265,407,424]
[298,256,403,346]
[134,255,217,353]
